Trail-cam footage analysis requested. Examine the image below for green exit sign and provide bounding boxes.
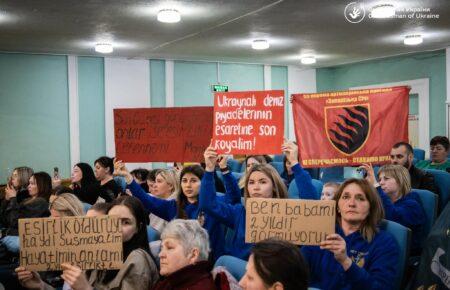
[212,84,229,92]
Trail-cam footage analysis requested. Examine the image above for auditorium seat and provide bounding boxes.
[413,189,438,246]
[413,148,425,160]
[319,167,344,183]
[272,154,284,162]
[227,158,243,173]
[214,255,247,281]
[269,161,284,176]
[288,179,321,199]
[380,220,411,290]
[425,169,450,212]
[147,225,160,242]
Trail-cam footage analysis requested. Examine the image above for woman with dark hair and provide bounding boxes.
[94,156,121,201]
[239,239,309,290]
[200,141,316,260]
[301,178,399,289]
[131,168,150,192]
[114,161,241,261]
[72,162,101,204]
[17,196,159,290]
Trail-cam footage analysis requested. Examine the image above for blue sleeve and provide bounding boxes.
[343,233,399,290]
[222,172,243,204]
[199,171,239,228]
[376,187,423,227]
[292,163,317,199]
[127,180,177,221]
[300,246,321,285]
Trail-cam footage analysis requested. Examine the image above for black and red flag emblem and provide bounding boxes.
[325,104,370,155]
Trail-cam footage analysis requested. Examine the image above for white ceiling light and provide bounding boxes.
[371,4,395,18]
[404,35,423,45]
[251,39,270,50]
[95,43,113,53]
[301,56,316,65]
[157,9,181,23]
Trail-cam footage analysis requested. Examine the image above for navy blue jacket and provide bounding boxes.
[376,187,426,254]
[199,163,316,260]
[301,226,399,290]
[127,179,241,260]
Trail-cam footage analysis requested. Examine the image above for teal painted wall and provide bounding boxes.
[220,63,264,92]
[0,53,70,181]
[316,50,446,137]
[150,59,166,108]
[174,61,217,106]
[271,66,289,137]
[78,56,105,164]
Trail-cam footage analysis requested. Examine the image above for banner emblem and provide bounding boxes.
[325,104,370,155]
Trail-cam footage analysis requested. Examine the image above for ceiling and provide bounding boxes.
[0,0,449,68]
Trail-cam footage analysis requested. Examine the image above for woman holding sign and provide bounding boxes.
[301,178,399,290]
[361,163,426,256]
[199,141,316,260]
[113,161,241,261]
[17,195,159,290]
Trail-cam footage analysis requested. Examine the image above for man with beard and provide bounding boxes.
[390,142,439,194]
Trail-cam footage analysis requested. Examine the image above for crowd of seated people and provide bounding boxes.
[0,135,448,290]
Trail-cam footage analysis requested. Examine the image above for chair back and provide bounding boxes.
[214,255,247,281]
[227,159,243,173]
[413,189,438,246]
[269,161,284,176]
[380,220,412,290]
[413,148,425,160]
[147,225,161,242]
[288,179,321,199]
[426,169,450,212]
[319,167,344,183]
[273,154,284,162]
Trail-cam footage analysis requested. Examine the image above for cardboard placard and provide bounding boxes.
[245,198,335,245]
[114,107,213,162]
[19,216,123,271]
[212,90,284,155]
[292,86,410,167]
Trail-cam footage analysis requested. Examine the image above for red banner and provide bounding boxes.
[212,90,284,155]
[114,107,213,162]
[292,86,410,168]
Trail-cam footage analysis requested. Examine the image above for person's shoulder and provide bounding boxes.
[126,248,157,269]
[415,160,431,168]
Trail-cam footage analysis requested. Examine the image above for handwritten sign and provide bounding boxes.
[114,107,213,162]
[19,216,123,271]
[212,90,284,154]
[245,198,335,245]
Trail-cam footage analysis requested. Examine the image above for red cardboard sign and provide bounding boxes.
[212,90,284,155]
[114,107,213,162]
[292,86,410,168]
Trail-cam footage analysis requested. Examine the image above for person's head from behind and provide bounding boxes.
[49,185,73,203]
[153,169,179,199]
[246,155,268,172]
[335,178,384,242]
[244,164,287,199]
[390,142,414,169]
[94,156,114,181]
[11,166,34,190]
[50,193,84,217]
[378,164,411,201]
[86,202,112,217]
[130,168,149,184]
[429,136,449,164]
[108,196,150,257]
[146,169,158,192]
[28,172,52,201]
[159,219,210,276]
[321,182,340,200]
[239,239,308,290]
[72,163,96,186]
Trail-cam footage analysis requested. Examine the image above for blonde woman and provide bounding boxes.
[49,193,84,217]
[149,169,179,233]
[361,163,426,255]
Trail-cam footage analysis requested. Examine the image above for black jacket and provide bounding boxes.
[410,164,439,195]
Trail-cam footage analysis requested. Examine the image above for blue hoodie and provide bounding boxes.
[127,179,241,260]
[301,226,399,290]
[199,163,317,260]
[376,187,426,254]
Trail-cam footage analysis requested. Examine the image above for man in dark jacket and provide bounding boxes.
[390,142,439,194]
